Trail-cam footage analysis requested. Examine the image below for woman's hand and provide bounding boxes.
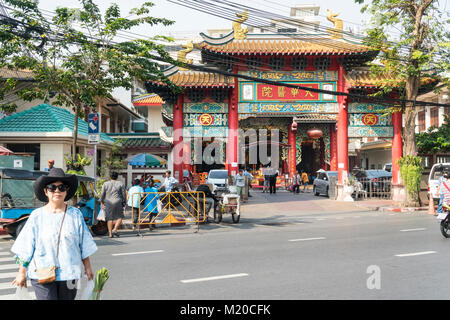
[11,267,27,288]
[83,257,94,281]
[85,266,94,281]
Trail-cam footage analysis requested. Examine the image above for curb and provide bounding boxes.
[379,207,428,213]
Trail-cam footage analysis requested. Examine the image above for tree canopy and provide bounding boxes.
[417,115,450,154]
[0,0,181,159]
[355,0,449,155]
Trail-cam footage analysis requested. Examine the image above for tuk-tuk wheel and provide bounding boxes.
[214,207,222,223]
[14,220,26,239]
[91,221,108,236]
[232,213,240,223]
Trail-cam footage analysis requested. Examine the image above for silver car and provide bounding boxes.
[313,171,337,197]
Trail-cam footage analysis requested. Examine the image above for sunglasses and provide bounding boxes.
[46,184,69,192]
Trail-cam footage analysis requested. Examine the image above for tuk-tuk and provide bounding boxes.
[0,167,107,238]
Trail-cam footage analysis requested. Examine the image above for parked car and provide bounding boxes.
[353,169,392,196]
[313,170,338,197]
[428,163,450,204]
[206,169,229,192]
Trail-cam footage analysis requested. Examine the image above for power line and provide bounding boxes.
[1,5,448,109]
[167,0,448,64]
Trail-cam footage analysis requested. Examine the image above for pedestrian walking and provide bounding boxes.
[301,171,310,192]
[126,178,144,232]
[159,170,179,192]
[11,168,97,300]
[292,170,301,194]
[100,172,127,238]
[244,168,253,197]
[235,169,246,203]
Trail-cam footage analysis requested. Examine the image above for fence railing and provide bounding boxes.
[131,191,207,231]
[354,178,392,200]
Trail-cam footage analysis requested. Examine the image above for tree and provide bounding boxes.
[0,0,180,161]
[355,0,449,155]
[417,114,450,154]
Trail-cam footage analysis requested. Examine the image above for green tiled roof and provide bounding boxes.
[0,104,114,142]
[122,137,172,149]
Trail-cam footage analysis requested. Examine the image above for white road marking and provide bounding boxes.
[0,264,18,271]
[400,228,427,232]
[0,272,19,279]
[0,292,36,300]
[289,237,326,242]
[0,257,14,262]
[316,218,326,221]
[0,252,11,256]
[395,251,436,257]
[181,273,249,284]
[0,281,31,291]
[112,250,164,256]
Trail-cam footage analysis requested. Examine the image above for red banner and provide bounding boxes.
[256,83,320,101]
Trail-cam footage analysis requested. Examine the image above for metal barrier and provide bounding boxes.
[354,178,392,199]
[131,191,207,231]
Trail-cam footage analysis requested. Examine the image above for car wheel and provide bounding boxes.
[326,187,329,198]
[14,220,27,239]
[313,186,320,196]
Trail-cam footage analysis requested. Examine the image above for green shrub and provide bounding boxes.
[396,155,423,204]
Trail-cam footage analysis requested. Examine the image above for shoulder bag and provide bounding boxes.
[34,204,68,284]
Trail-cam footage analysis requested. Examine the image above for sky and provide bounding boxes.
[35,0,376,37]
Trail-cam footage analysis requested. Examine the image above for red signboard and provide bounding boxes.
[256,83,320,101]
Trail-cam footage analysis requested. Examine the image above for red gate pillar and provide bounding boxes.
[391,110,403,185]
[173,94,184,182]
[288,121,297,177]
[330,123,338,171]
[337,66,349,186]
[226,80,239,175]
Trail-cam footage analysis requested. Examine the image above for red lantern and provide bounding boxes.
[307,129,323,139]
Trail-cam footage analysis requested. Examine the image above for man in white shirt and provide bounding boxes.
[159,170,179,192]
[235,169,246,203]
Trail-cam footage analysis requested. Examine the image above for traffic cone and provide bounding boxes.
[428,195,436,215]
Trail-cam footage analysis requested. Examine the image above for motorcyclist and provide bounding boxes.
[195,183,218,219]
[441,172,450,210]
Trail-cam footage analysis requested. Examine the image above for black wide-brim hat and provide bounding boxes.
[34,168,78,202]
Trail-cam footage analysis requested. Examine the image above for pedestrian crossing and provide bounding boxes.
[0,245,35,300]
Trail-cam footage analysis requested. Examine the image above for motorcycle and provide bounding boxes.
[438,203,450,238]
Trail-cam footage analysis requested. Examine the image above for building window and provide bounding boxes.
[6,143,40,170]
[418,111,426,132]
[430,107,439,128]
[421,156,431,169]
[437,156,450,164]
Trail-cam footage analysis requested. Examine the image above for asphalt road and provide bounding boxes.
[0,193,448,300]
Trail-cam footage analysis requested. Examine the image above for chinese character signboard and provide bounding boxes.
[347,103,393,138]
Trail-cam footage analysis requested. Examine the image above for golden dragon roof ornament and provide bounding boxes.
[326,9,343,39]
[233,11,248,40]
[177,41,194,70]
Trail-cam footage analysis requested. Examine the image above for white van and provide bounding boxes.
[206,169,229,192]
[428,163,450,202]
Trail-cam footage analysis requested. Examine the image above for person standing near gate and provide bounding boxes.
[126,179,144,232]
[268,167,278,194]
[236,169,246,203]
[301,171,310,193]
[293,170,301,194]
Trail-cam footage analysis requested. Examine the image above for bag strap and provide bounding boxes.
[56,204,68,261]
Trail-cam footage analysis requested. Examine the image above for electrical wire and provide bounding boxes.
[1,4,448,109]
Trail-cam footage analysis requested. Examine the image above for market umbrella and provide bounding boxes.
[126,153,166,167]
[0,146,13,155]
